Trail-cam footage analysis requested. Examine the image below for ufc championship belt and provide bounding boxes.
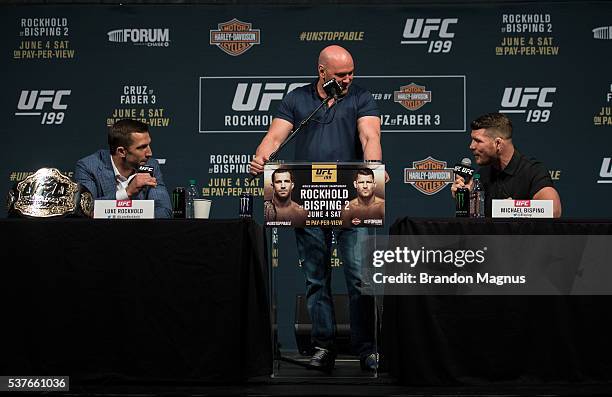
[6,168,94,218]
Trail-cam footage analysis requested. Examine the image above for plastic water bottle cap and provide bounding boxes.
[189,179,196,185]
[473,173,480,179]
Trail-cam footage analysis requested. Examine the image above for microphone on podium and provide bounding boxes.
[322,79,343,99]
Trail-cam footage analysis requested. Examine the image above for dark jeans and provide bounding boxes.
[295,227,375,357]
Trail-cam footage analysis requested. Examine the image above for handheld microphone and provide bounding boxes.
[322,79,343,99]
[137,164,154,199]
[453,158,475,183]
[138,164,154,176]
[453,158,474,217]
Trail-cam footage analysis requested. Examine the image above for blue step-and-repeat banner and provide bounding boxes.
[2,2,612,349]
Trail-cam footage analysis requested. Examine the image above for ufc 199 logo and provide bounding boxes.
[311,164,337,183]
[232,82,308,111]
[499,87,556,123]
[15,90,71,124]
[401,18,458,53]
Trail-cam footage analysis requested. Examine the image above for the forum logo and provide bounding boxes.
[107,28,170,47]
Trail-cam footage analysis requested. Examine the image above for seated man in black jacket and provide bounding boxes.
[451,112,562,217]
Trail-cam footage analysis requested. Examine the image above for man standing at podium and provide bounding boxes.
[250,45,382,372]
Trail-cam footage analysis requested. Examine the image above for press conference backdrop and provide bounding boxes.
[3,2,612,351]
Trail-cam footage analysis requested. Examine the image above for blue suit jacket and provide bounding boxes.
[75,149,173,219]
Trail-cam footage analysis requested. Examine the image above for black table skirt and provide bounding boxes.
[382,218,612,385]
[1,218,272,383]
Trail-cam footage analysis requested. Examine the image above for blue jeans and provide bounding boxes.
[295,227,375,357]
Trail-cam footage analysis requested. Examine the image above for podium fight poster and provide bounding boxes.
[263,163,385,228]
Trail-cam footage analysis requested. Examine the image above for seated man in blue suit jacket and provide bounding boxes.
[75,119,173,218]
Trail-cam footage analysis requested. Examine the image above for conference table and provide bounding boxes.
[382,217,612,385]
[1,218,272,384]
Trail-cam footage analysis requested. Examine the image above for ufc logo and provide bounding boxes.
[117,200,132,207]
[17,90,71,110]
[514,200,531,207]
[601,158,612,178]
[501,87,556,108]
[402,18,458,39]
[500,87,556,123]
[232,83,308,111]
[312,165,337,182]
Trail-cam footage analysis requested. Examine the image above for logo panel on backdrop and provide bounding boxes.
[209,19,260,56]
[499,86,556,123]
[199,77,310,133]
[404,157,454,195]
[362,75,465,132]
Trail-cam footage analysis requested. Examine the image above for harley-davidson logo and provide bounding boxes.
[209,18,261,56]
[394,83,432,111]
[404,156,454,195]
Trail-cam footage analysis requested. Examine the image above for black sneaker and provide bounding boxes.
[308,347,336,372]
[360,352,379,371]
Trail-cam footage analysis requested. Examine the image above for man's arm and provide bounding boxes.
[249,118,293,175]
[533,186,562,218]
[74,159,116,200]
[357,115,390,182]
[357,116,382,161]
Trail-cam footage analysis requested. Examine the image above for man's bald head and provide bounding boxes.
[318,45,353,68]
[317,45,355,96]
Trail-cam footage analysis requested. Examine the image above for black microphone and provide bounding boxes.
[138,164,154,176]
[454,158,474,217]
[322,79,343,99]
[453,158,475,183]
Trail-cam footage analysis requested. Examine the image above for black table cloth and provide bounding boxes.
[1,218,271,384]
[382,218,612,385]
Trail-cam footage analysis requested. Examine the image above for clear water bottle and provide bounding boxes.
[470,173,485,218]
[185,179,198,219]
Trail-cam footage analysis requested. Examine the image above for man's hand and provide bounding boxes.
[249,154,269,175]
[126,173,157,197]
[450,175,474,198]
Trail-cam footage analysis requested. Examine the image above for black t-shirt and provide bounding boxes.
[275,81,380,162]
[478,149,554,216]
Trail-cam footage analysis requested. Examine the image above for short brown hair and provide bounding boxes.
[108,119,149,154]
[272,168,294,183]
[470,113,512,139]
[354,168,374,181]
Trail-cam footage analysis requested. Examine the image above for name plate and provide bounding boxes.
[93,200,154,219]
[492,199,553,218]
